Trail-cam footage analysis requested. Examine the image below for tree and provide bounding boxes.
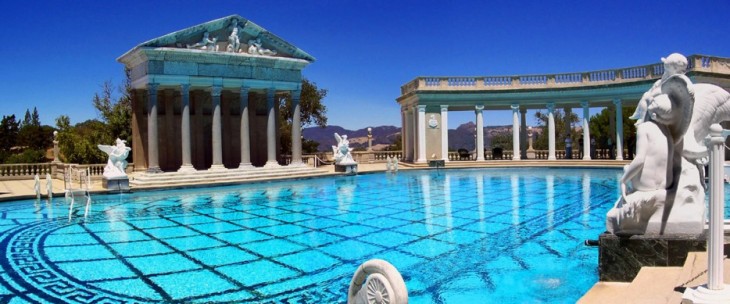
[588,107,636,150]
[278,79,328,154]
[0,115,19,163]
[93,70,133,145]
[55,116,111,164]
[533,109,580,150]
[384,134,402,151]
[17,107,52,151]
[489,132,512,150]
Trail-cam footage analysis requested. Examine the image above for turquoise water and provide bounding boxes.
[0,168,626,303]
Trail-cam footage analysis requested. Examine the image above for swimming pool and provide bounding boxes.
[0,168,623,303]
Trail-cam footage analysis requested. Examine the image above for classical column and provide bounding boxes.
[564,107,573,159]
[147,83,161,173]
[178,84,194,172]
[581,101,591,160]
[475,105,485,161]
[613,99,624,160]
[401,108,409,161]
[416,105,427,163]
[210,86,225,170]
[520,106,527,160]
[264,89,279,167]
[411,107,418,162]
[547,102,556,161]
[238,86,252,168]
[511,104,520,161]
[290,90,303,166]
[440,105,449,162]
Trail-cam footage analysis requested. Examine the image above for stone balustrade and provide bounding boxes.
[400,55,728,95]
[0,163,125,181]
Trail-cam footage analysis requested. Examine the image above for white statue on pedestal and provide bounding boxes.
[607,53,730,236]
[333,133,357,165]
[98,139,132,179]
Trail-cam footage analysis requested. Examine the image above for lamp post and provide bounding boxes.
[367,127,373,151]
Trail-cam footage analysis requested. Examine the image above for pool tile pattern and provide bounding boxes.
[1,168,716,303]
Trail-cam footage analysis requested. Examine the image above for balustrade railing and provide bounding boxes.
[0,162,115,181]
[400,55,727,95]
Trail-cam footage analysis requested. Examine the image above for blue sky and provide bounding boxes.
[1,0,729,130]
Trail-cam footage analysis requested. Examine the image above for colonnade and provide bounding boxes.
[401,100,626,163]
[144,83,303,173]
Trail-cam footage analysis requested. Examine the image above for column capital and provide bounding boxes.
[180,84,190,93]
[510,103,520,111]
[211,86,222,97]
[475,104,484,112]
[291,90,301,101]
[148,83,159,94]
[546,102,555,112]
[612,98,622,106]
[267,88,276,99]
[240,86,250,95]
[417,105,427,112]
[440,105,449,111]
[580,100,589,108]
[519,107,527,114]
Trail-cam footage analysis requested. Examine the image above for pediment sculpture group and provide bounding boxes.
[606,53,730,236]
[186,19,277,56]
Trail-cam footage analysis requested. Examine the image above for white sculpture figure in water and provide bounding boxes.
[98,138,132,179]
[187,32,218,51]
[247,38,277,56]
[607,53,730,235]
[333,133,357,165]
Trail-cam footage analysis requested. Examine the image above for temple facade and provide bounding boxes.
[118,15,313,172]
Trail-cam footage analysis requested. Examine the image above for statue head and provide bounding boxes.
[661,53,688,76]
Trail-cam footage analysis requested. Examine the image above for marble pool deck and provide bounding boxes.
[7,160,728,303]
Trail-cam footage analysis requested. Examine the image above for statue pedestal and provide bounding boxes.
[597,232,706,282]
[103,177,130,191]
[335,164,358,175]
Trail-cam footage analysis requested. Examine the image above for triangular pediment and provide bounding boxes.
[124,15,314,62]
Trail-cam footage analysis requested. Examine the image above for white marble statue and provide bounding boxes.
[187,32,218,51]
[247,38,277,56]
[348,259,408,304]
[226,20,241,53]
[98,138,132,179]
[332,133,357,165]
[606,53,730,236]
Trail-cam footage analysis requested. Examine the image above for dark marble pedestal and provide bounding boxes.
[428,160,445,167]
[598,232,706,282]
[103,177,130,191]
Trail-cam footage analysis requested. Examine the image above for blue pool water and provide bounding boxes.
[0,167,664,303]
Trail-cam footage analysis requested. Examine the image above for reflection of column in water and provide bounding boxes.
[444,175,452,230]
[420,175,433,233]
[546,174,555,230]
[511,174,520,226]
[582,172,591,225]
[337,182,356,212]
[476,175,485,233]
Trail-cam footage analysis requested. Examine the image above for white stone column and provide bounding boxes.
[475,105,485,161]
[416,105,427,163]
[581,101,591,160]
[147,83,161,173]
[265,89,279,167]
[238,86,252,168]
[520,107,527,159]
[440,105,449,162]
[613,98,624,160]
[178,84,194,172]
[210,86,224,170]
[290,90,303,166]
[547,102,557,161]
[401,108,409,162]
[411,107,418,162]
[511,104,520,161]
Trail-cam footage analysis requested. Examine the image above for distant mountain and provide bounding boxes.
[303,123,514,152]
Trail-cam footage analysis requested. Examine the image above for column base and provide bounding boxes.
[415,158,426,164]
[146,166,162,174]
[237,163,254,170]
[683,284,730,303]
[208,164,226,171]
[615,157,624,161]
[288,161,306,167]
[583,156,592,160]
[177,165,196,173]
[476,157,485,161]
[548,157,557,161]
[264,161,280,168]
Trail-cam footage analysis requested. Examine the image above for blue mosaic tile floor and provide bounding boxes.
[0,167,713,303]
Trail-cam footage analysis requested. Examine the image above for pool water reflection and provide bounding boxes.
[0,168,631,303]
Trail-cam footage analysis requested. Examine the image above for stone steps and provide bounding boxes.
[129,165,328,188]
